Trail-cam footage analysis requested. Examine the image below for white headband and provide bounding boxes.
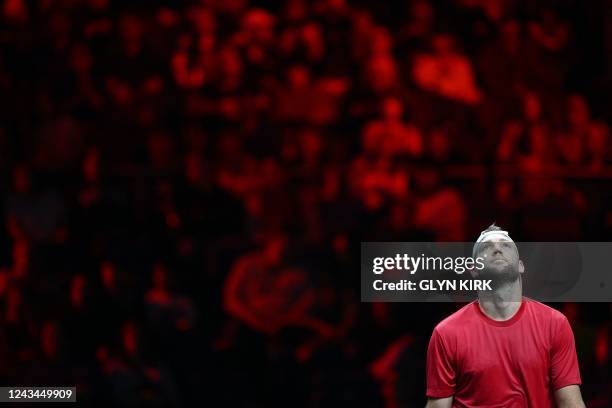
[473,230,513,256]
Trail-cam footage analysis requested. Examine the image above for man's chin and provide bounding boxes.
[476,267,520,286]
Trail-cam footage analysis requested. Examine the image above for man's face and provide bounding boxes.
[474,237,524,285]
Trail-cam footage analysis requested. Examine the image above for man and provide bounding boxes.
[425,224,585,407]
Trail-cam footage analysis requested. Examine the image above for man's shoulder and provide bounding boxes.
[523,297,567,318]
[433,298,568,329]
[434,301,479,335]
[523,297,569,324]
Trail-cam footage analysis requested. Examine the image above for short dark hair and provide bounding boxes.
[481,223,503,235]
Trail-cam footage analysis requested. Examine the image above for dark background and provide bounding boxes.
[0,0,610,406]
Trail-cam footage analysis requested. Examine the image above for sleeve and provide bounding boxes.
[426,326,456,398]
[550,315,582,390]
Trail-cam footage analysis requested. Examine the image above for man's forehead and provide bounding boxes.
[480,236,513,243]
[473,229,516,256]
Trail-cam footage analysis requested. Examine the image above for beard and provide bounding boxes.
[477,261,520,289]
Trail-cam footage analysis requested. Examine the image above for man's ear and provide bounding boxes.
[518,259,525,274]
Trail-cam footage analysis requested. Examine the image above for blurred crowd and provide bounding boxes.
[0,0,611,406]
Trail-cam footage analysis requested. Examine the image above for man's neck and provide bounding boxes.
[477,278,523,321]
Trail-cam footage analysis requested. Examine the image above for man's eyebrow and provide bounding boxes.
[478,240,514,248]
[477,242,493,251]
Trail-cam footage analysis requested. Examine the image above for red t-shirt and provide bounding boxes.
[426,298,581,407]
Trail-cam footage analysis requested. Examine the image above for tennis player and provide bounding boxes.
[425,224,585,407]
